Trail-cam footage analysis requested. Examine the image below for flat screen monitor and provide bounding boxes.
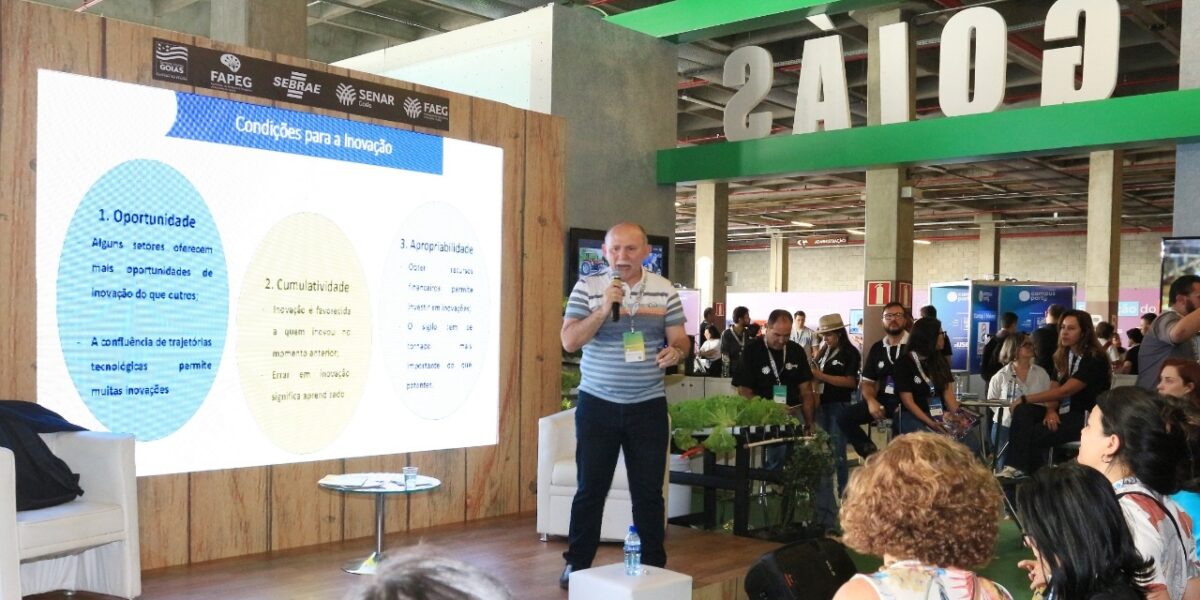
[1161,237,1200,311]
[565,227,670,294]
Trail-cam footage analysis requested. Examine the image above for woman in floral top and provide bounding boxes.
[834,433,1011,600]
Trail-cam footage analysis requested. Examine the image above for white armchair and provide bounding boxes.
[537,408,669,542]
[0,431,140,599]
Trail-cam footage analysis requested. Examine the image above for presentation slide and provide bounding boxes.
[36,70,503,476]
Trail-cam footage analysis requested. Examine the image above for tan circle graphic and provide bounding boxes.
[237,213,371,454]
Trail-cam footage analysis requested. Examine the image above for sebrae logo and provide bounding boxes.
[273,71,322,100]
[335,83,357,106]
[402,96,423,119]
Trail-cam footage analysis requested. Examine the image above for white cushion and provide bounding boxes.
[17,501,125,559]
[551,456,630,491]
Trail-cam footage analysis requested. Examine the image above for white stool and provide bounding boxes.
[568,563,692,600]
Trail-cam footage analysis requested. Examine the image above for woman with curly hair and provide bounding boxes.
[1077,387,1200,600]
[1015,462,1153,599]
[833,433,1011,600]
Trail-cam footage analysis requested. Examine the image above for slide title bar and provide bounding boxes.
[168,93,444,174]
[657,89,1200,183]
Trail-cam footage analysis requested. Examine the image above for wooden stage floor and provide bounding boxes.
[33,513,780,600]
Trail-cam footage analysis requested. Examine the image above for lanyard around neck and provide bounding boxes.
[767,345,787,385]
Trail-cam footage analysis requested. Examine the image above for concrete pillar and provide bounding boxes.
[862,8,914,348]
[1086,150,1123,323]
[695,182,729,317]
[976,213,1000,279]
[210,0,307,57]
[768,233,789,292]
[1176,0,1200,235]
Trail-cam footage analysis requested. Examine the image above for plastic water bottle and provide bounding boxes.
[623,525,642,576]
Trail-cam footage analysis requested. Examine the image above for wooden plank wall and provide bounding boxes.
[0,0,564,569]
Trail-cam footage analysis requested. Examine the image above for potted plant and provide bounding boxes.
[770,428,835,542]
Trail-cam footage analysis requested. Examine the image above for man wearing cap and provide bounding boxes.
[837,302,908,459]
[559,222,689,588]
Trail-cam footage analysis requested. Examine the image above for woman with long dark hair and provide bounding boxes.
[892,317,963,435]
[1015,462,1153,599]
[1076,387,1200,600]
[1159,358,1200,548]
[998,309,1111,478]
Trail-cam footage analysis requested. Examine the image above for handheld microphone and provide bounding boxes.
[611,274,621,322]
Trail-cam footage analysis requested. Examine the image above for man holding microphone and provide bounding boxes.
[559,222,689,588]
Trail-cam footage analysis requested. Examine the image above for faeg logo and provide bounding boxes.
[402,96,422,119]
[335,83,357,106]
[220,53,241,73]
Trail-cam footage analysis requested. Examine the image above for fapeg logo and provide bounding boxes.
[335,83,357,106]
[209,51,253,92]
[219,53,242,73]
[153,40,189,81]
[273,71,322,100]
[402,96,423,119]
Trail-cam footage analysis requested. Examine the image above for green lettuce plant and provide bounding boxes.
[669,395,798,455]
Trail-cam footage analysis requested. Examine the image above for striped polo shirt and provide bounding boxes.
[565,268,686,403]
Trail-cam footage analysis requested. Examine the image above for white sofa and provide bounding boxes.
[537,408,673,542]
[0,431,140,599]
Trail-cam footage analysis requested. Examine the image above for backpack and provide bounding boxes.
[744,538,857,600]
[0,416,84,511]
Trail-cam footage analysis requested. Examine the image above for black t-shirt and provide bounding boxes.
[1032,323,1058,377]
[893,353,946,417]
[815,345,860,404]
[1126,344,1141,375]
[732,338,814,407]
[862,340,907,403]
[721,327,750,373]
[1058,351,1111,416]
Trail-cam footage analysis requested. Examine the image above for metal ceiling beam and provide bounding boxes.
[606,0,900,44]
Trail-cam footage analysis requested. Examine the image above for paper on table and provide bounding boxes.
[319,473,398,488]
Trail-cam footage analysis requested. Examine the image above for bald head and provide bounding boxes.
[603,223,651,284]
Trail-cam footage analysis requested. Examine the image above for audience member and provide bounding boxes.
[1143,312,1159,335]
[919,305,954,358]
[1137,275,1200,391]
[893,317,963,435]
[720,306,751,376]
[697,307,723,375]
[1077,387,1200,600]
[998,309,1111,479]
[1158,358,1200,546]
[839,302,908,458]
[1097,321,1126,371]
[1120,328,1144,375]
[346,550,513,600]
[790,310,816,358]
[1014,463,1152,600]
[833,433,1011,600]
[810,313,861,527]
[981,312,1018,388]
[986,333,1050,469]
[1031,304,1065,376]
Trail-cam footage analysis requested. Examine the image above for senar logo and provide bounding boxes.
[335,83,357,107]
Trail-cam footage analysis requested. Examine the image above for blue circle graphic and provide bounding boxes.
[56,159,228,441]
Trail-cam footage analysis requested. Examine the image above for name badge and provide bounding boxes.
[884,375,895,395]
[772,385,787,405]
[623,331,646,363]
[1059,398,1071,415]
[928,386,944,419]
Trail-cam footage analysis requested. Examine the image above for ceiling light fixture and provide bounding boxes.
[845,228,865,235]
[914,239,933,245]
[791,221,814,227]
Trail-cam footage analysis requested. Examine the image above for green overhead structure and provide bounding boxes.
[605,0,899,43]
[657,89,1200,183]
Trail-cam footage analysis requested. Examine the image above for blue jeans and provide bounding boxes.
[564,391,668,568]
[815,402,849,531]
